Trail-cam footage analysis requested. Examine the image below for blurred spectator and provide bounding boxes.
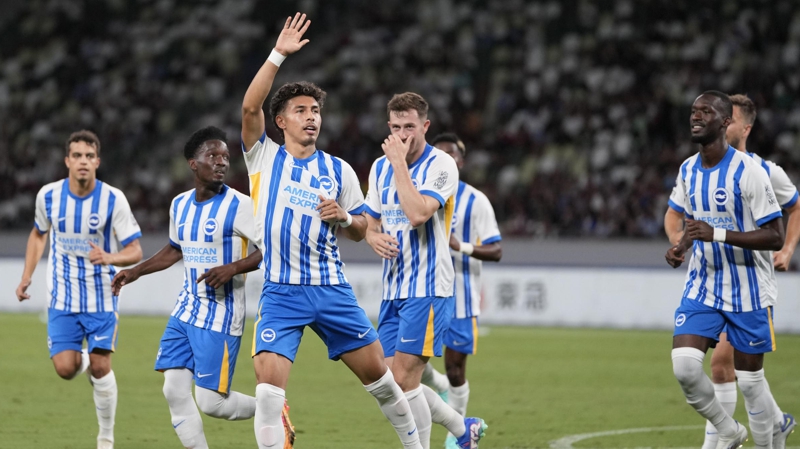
[2,0,800,238]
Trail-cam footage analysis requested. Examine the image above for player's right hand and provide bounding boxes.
[665,245,685,268]
[366,230,400,259]
[274,12,311,57]
[111,269,140,296]
[15,278,31,301]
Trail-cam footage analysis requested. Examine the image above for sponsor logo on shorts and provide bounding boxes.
[675,313,686,327]
[358,330,370,339]
[156,346,162,360]
[196,373,213,379]
[47,336,52,349]
[261,328,277,343]
[400,337,417,343]
[452,340,469,346]
[749,340,766,347]
[94,335,109,341]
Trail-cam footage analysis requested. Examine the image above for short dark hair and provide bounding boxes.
[700,90,733,119]
[431,133,466,156]
[66,130,101,155]
[269,81,327,138]
[729,94,757,125]
[387,92,429,120]
[184,126,227,160]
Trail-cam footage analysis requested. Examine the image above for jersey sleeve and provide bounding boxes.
[742,165,783,226]
[364,159,382,219]
[241,132,280,174]
[168,196,181,249]
[419,153,459,208]
[233,195,261,248]
[766,161,799,209]
[34,187,51,234]
[473,192,502,245]
[668,171,688,215]
[337,161,366,215]
[112,192,142,247]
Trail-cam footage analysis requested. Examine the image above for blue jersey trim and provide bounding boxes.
[34,222,46,234]
[364,205,381,219]
[241,132,267,153]
[755,211,782,227]
[169,239,181,249]
[348,204,366,215]
[120,231,142,248]
[419,190,445,208]
[782,191,799,209]
[668,199,685,214]
[481,235,502,245]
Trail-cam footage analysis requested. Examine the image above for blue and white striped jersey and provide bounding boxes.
[746,152,799,209]
[364,144,459,300]
[168,185,256,336]
[668,146,782,312]
[34,179,142,313]
[243,133,365,285]
[450,182,501,318]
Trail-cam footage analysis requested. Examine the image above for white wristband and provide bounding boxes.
[268,49,286,67]
[713,228,727,243]
[339,212,353,228]
[459,242,474,256]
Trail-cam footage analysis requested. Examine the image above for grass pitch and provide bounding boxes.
[1,313,799,448]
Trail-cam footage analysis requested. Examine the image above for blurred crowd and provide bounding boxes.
[3,0,800,238]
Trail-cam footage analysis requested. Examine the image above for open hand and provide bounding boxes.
[274,12,311,56]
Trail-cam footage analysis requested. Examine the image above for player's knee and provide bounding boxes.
[672,348,705,389]
[195,387,225,418]
[710,364,735,384]
[54,363,78,380]
[735,369,765,398]
[445,368,465,387]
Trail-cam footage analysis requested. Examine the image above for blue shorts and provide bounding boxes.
[444,316,479,355]
[154,317,241,394]
[252,282,378,362]
[378,296,454,358]
[47,308,118,357]
[673,297,776,354]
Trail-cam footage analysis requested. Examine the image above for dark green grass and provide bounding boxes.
[1,313,798,448]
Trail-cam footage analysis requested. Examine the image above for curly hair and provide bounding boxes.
[65,130,101,155]
[269,81,327,138]
[183,126,227,160]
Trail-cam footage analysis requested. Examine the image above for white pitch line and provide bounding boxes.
[549,425,800,449]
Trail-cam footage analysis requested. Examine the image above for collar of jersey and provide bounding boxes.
[697,145,735,173]
[64,178,102,201]
[279,145,318,166]
[408,143,433,170]
[192,184,228,206]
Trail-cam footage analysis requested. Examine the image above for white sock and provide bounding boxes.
[79,349,90,377]
[702,382,737,449]
[364,369,422,449]
[448,381,470,417]
[91,370,117,443]
[406,386,432,449]
[420,363,450,394]
[163,369,208,449]
[737,369,775,448]
[254,383,285,449]
[765,378,785,428]
[422,385,466,438]
[195,386,256,420]
[671,348,737,437]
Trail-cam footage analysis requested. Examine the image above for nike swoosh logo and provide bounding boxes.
[749,340,766,346]
[452,341,469,346]
[749,410,765,415]
[173,420,185,428]
[706,431,718,435]
[58,217,67,222]
[177,223,186,228]
[400,337,417,343]
[196,373,213,378]
[358,330,370,339]
[408,427,416,435]
[93,335,109,341]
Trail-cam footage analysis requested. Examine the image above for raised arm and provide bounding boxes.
[242,12,311,150]
[16,228,48,301]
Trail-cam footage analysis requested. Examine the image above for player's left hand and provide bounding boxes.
[449,234,461,251]
[665,245,685,268]
[88,241,114,265]
[196,265,236,289]
[685,219,714,242]
[316,195,348,224]
[382,134,412,165]
[773,249,793,271]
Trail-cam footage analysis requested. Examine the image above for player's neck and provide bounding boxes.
[698,138,730,168]
[405,142,427,165]
[68,177,96,197]
[284,141,316,160]
[195,181,224,203]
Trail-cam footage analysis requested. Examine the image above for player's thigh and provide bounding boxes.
[339,340,388,385]
[672,297,726,350]
[80,311,119,354]
[155,317,195,373]
[251,283,312,378]
[308,284,379,361]
[253,351,293,389]
[395,296,452,358]
[47,308,84,358]
[444,316,479,356]
[188,325,241,395]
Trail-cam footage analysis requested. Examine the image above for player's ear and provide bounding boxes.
[422,119,431,134]
[188,159,197,171]
[275,115,287,131]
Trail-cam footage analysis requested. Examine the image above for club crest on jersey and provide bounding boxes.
[203,218,219,236]
[87,213,102,230]
[451,212,459,228]
[317,175,337,197]
[712,188,729,206]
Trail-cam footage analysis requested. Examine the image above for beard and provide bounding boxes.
[690,130,717,145]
